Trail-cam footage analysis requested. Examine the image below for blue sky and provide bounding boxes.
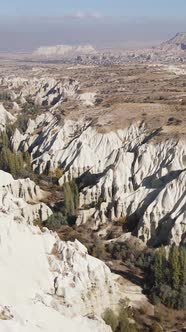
[0,0,186,52]
[1,0,186,17]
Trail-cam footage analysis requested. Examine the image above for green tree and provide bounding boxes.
[70,180,79,211]
[7,151,16,175]
[63,182,73,214]
[177,286,186,309]
[153,251,164,286]
[179,247,186,286]
[0,147,9,171]
[169,246,180,289]
[23,151,32,170]
[0,146,27,176]
[1,132,9,148]
[15,153,24,172]
[63,180,79,216]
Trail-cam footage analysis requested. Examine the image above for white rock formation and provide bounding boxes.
[0,212,114,331]
[0,169,120,331]
[11,113,186,246]
[3,73,186,246]
[79,92,96,106]
[0,76,97,119]
[11,128,25,152]
[0,169,129,331]
[0,170,52,223]
[0,104,16,131]
[1,77,79,108]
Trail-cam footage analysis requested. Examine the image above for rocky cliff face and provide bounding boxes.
[0,214,116,331]
[1,76,79,109]
[0,174,124,331]
[2,72,186,247]
[11,113,186,246]
[0,104,16,131]
[0,170,52,223]
[161,32,186,51]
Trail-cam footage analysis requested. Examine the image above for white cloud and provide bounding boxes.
[71,11,102,20]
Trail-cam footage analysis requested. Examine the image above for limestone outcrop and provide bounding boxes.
[0,104,16,131]
[0,164,150,331]
[11,115,186,246]
[0,170,52,223]
[1,77,79,108]
[0,170,123,331]
[2,73,186,246]
[0,202,120,331]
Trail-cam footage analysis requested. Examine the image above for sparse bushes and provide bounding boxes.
[89,242,106,260]
[0,131,32,177]
[0,147,24,175]
[106,242,126,260]
[14,102,42,133]
[103,304,138,332]
[44,179,80,229]
[44,212,68,230]
[117,305,138,332]
[46,168,63,184]
[103,309,118,332]
[22,102,41,117]
[55,168,63,179]
[106,241,141,264]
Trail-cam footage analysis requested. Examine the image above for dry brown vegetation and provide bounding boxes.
[1,58,186,141]
[62,64,186,138]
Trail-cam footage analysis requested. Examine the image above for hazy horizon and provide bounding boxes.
[1,0,186,53]
[1,16,186,53]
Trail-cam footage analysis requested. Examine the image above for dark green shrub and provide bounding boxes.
[44,212,68,230]
[103,309,118,332]
[103,304,138,332]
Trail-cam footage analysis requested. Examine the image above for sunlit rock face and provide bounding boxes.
[0,170,52,223]
[0,170,120,331]
[0,104,16,131]
[2,73,186,246]
[11,110,186,246]
[1,76,79,108]
[0,199,119,330]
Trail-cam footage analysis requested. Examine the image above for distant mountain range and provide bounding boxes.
[30,33,186,64]
[155,32,186,55]
[161,32,186,50]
